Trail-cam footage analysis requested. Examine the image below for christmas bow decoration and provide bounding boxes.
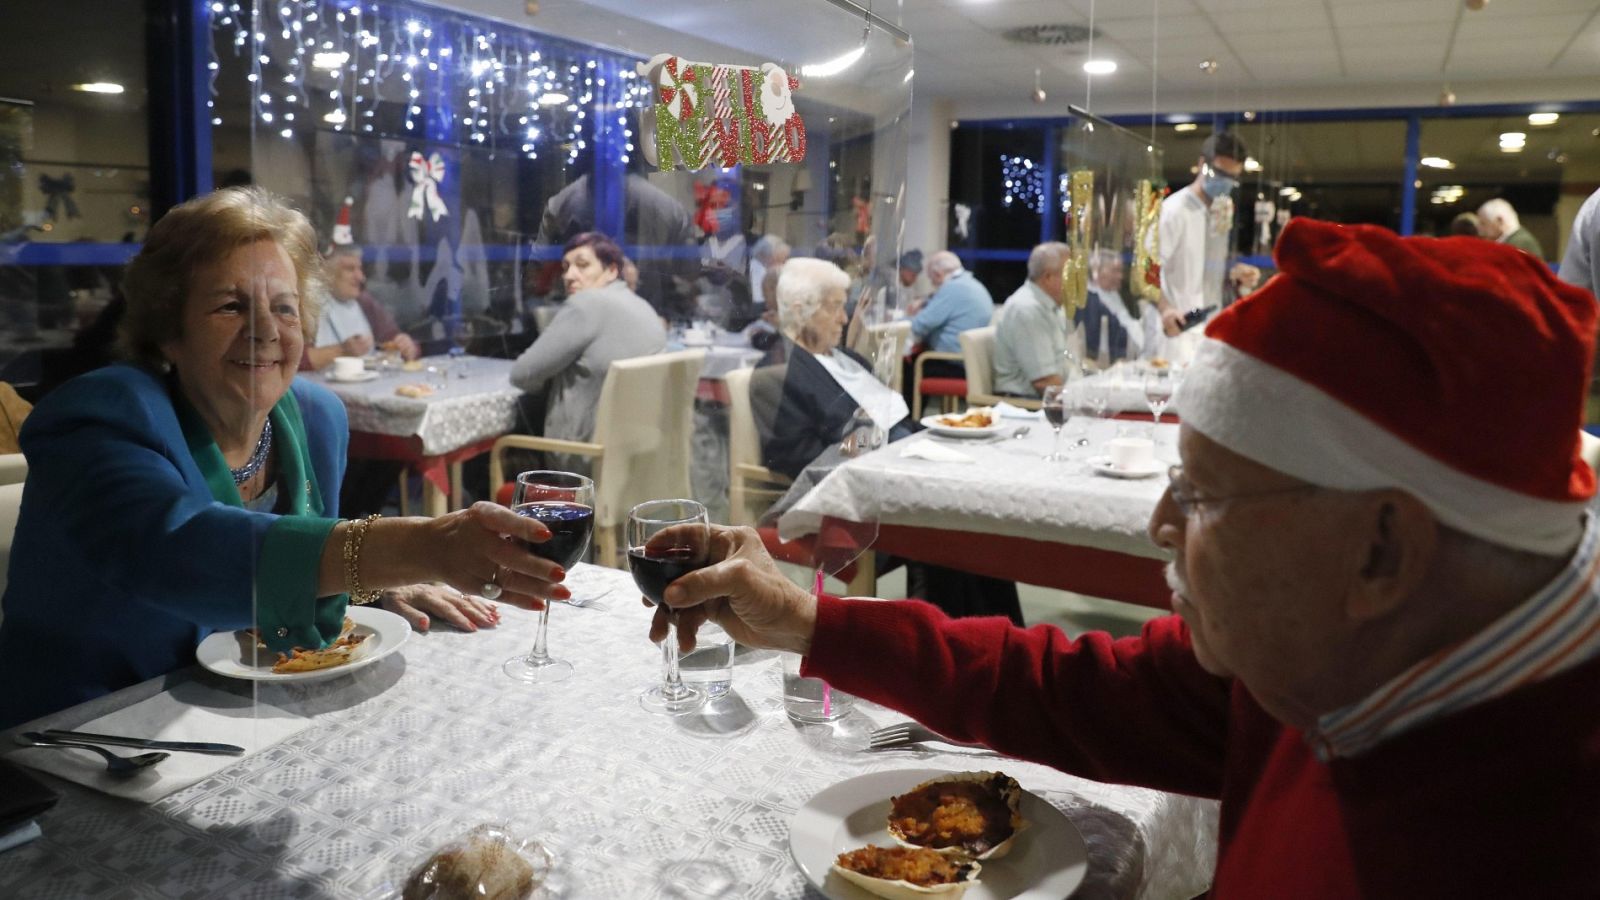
[407,151,449,222]
[39,174,79,220]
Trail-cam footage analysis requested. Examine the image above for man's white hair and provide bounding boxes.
[927,250,964,279]
[1027,242,1072,281]
[777,257,850,342]
[1477,198,1520,232]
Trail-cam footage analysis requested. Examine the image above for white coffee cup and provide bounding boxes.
[1107,436,1155,471]
[332,356,365,380]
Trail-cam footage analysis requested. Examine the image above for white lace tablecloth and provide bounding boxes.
[1080,363,1188,416]
[320,356,522,456]
[780,422,1177,559]
[0,564,1215,900]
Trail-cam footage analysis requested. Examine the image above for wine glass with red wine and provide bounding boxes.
[502,470,594,684]
[628,499,711,716]
[1041,384,1068,461]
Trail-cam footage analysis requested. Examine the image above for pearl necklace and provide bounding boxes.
[231,418,273,486]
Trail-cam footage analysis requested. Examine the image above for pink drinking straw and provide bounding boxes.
[814,569,833,717]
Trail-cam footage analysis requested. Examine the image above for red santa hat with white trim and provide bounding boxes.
[330,196,354,248]
[1178,217,1596,555]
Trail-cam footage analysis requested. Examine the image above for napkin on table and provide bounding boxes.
[5,681,311,803]
[992,401,1043,420]
[900,441,976,464]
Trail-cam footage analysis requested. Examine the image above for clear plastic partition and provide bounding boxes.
[1056,112,1166,367]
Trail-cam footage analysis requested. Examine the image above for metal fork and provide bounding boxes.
[867,722,985,751]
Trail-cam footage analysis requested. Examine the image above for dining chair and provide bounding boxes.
[959,325,1041,411]
[722,364,861,586]
[0,456,26,623]
[864,320,912,393]
[725,364,793,527]
[912,350,965,420]
[489,349,706,567]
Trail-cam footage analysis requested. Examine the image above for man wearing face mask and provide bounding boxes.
[1155,131,1247,364]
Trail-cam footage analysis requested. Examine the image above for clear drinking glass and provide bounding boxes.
[1041,384,1069,461]
[501,470,594,684]
[628,499,711,715]
[447,315,475,378]
[1143,372,1173,428]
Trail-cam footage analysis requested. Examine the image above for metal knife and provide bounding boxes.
[36,729,246,756]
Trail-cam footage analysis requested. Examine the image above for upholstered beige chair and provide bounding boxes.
[490,349,705,566]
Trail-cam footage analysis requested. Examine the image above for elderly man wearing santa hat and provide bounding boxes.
[301,198,419,371]
[650,218,1600,897]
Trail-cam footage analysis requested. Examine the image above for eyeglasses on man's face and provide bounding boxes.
[1164,465,1322,518]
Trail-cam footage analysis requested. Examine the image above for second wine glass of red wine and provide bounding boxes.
[502,470,594,684]
[628,499,711,715]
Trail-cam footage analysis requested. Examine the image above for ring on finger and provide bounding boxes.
[481,567,503,601]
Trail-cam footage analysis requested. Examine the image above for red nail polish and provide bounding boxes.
[554,586,571,600]
[550,567,566,582]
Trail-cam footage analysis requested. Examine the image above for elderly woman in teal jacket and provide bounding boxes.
[0,187,570,728]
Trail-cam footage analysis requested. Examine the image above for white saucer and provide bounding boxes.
[327,370,379,383]
[1087,455,1165,479]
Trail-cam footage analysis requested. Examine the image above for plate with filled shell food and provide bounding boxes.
[789,769,1087,900]
[919,408,1007,438]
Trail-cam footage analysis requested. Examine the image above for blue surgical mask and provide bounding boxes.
[1202,164,1238,199]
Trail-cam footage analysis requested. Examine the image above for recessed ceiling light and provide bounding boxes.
[1420,156,1455,169]
[1174,123,1198,133]
[1528,112,1559,126]
[1082,59,1117,75]
[1500,144,1523,153]
[1499,131,1526,144]
[72,82,124,94]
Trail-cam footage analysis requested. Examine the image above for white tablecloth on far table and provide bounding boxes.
[0,564,1215,900]
[698,345,765,381]
[320,356,522,456]
[780,421,1176,558]
[1080,362,1187,416]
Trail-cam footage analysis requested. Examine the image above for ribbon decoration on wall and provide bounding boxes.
[407,151,450,222]
[38,174,80,220]
[637,53,807,171]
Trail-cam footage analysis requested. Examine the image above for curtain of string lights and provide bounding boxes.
[205,0,652,164]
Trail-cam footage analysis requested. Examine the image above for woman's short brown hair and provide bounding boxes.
[119,186,325,368]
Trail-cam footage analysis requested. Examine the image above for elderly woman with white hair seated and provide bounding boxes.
[761,257,913,480]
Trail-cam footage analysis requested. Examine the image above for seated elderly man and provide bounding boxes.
[1077,249,1150,365]
[908,251,993,378]
[652,219,1600,896]
[993,242,1069,397]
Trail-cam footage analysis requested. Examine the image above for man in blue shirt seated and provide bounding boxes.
[909,251,994,378]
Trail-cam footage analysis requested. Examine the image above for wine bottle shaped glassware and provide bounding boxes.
[628,499,711,715]
[502,471,594,684]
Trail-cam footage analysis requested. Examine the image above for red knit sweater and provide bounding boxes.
[804,597,1600,898]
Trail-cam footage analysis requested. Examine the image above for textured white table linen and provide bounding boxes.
[320,356,521,456]
[780,421,1177,557]
[0,564,1214,899]
[5,686,310,804]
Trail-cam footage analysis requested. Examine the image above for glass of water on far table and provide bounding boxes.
[502,470,594,684]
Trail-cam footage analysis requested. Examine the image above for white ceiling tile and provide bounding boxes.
[1337,23,1456,48]
[1454,10,1595,41]
[1094,14,1220,41]
[1191,0,1324,11]
[1208,8,1335,34]
[1330,0,1459,30]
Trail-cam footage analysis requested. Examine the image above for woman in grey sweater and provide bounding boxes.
[510,232,666,467]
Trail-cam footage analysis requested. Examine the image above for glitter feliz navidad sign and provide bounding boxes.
[636,53,808,171]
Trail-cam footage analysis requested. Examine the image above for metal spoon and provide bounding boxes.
[17,733,169,777]
[1010,425,1032,439]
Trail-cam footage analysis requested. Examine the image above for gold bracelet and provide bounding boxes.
[342,514,383,605]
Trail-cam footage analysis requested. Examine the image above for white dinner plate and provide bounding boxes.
[326,370,380,384]
[1087,455,1165,480]
[789,768,1088,900]
[197,605,409,683]
[920,412,1006,438]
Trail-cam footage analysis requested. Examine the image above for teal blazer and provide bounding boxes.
[0,364,348,728]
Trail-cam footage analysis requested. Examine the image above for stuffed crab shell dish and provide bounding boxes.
[832,845,981,900]
[887,771,1028,860]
